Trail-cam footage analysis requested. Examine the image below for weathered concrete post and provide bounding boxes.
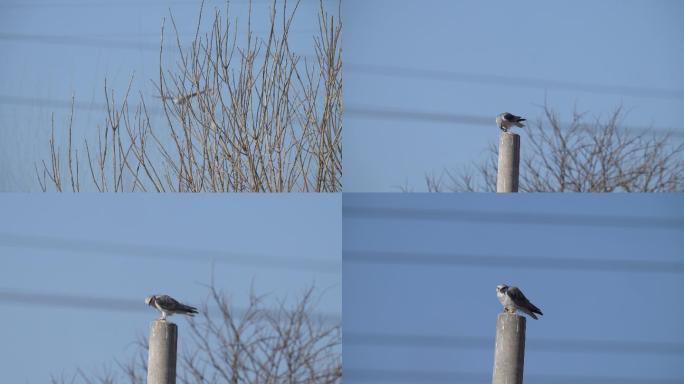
[492,313,526,384]
[496,132,520,192]
[147,320,177,384]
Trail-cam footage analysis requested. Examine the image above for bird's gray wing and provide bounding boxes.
[503,113,521,122]
[155,295,182,310]
[156,295,198,314]
[508,287,543,315]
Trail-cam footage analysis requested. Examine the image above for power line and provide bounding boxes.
[343,250,684,274]
[0,95,114,112]
[0,33,317,54]
[345,105,684,138]
[66,30,317,38]
[0,232,339,274]
[0,33,165,51]
[0,95,167,118]
[343,206,684,230]
[1,94,680,139]
[0,289,341,323]
[0,289,154,313]
[348,105,490,125]
[344,332,684,355]
[346,62,684,101]
[0,0,277,8]
[0,31,318,51]
[344,368,682,384]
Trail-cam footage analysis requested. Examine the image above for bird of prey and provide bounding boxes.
[496,284,543,320]
[157,88,212,106]
[496,112,526,133]
[145,294,198,321]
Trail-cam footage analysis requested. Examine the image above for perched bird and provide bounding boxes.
[157,88,212,106]
[496,284,543,320]
[145,294,198,321]
[496,112,526,133]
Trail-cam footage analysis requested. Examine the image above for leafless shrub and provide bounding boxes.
[427,105,684,192]
[51,285,341,384]
[37,0,342,192]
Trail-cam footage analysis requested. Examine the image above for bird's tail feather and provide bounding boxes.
[530,303,543,315]
[521,307,539,319]
[180,304,199,315]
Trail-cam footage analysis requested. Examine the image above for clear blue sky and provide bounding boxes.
[343,0,684,191]
[0,194,341,383]
[343,193,684,383]
[0,0,328,191]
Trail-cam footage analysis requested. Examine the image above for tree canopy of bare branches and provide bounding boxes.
[427,105,684,192]
[50,286,341,384]
[37,0,342,192]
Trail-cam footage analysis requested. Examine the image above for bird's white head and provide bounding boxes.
[496,284,509,295]
[144,295,156,306]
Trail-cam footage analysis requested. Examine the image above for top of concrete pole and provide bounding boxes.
[149,320,178,335]
[496,312,526,330]
[151,319,177,326]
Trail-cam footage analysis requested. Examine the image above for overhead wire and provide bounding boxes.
[343,250,684,274]
[342,205,684,230]
[344,368,682,384]
[346,62,684,101]
[0,289,341,323]
[345,105,684,138]
[0,33,316,52]
[0,232,340,274]
[344,331,684,355]
[0,95,680,139]
[0,95,119,112]
[0,0,280,8]
[0,32,164,51]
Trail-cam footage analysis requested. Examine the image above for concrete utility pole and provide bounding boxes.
[492,313,526,384]
[496,132,520,192]
[147,320,178,384]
